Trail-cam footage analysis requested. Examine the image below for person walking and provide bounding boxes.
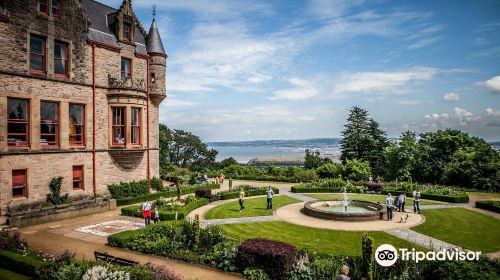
[413,188,421,213]
[386,193,394,221]
[398,193,406,212]
[153,207,160,223]
[239,188,245,212]
[336,265,351,280]
[266,186,274,209]
[142,201,152,226]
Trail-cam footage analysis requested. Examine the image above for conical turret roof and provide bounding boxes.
[146,18,166,56]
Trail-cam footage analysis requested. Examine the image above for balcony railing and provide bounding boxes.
[108,74,146,91]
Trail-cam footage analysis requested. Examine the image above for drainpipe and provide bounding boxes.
[92,43,97,198]
[146,58,151,193]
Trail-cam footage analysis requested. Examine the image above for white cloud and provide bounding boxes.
[397,99,422,105]
[162,98,197,108]
[408,37,440,49]
[443,92,460,102]
[270,78,319,100]
[453,107,476,125]
[334,67,438,94]
[486,108,500,117]
[307,0,365,19]
[484,76,500,94]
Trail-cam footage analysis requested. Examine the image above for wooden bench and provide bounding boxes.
[94,251,139,267]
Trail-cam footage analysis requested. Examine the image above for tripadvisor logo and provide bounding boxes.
[375,244,482,267]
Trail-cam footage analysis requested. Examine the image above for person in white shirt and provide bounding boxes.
[397,193,406,212]
[413,189,421,213]
[142,201,152,226]
[386,193,394,221]
[266,187,274,209]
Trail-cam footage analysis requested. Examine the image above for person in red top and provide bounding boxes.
[143,201,152,226]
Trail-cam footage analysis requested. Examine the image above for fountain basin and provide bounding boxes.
[302,200,386,222]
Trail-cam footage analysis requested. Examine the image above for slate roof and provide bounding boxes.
[81,0,151,55]
[146,19,166,56]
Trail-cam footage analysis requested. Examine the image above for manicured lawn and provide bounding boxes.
[0,268,31,280]
[205,195,300,220]
[306,193,440,206]
[221,221,426,255]
[412,208,500,252]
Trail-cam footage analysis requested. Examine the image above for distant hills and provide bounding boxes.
[207,138,342,148]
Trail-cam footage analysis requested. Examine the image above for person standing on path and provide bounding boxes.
[266,186,274,209]
[386,193,394,221]
[142,201,152,226]
[239,188,245,212]
[413,189,421,213]
[153,207,160,223]
[398,193,406,212]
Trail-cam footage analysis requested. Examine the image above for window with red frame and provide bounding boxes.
[123,22,131,41]
[131,108,141,145]
[69,104,85,146]
[51,0,61,17]
[72,166,83,190]
[40,101,59,147]
[30,35,46,74]
[112,107,125,146]
[12,170,27,198]
[38,0,48,15]
[7,98,29,147]
[121,58,131,81]
[54,41,68,77]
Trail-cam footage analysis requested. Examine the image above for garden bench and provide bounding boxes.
[94,251,139,266]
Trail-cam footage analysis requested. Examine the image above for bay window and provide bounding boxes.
[112,107,125,146]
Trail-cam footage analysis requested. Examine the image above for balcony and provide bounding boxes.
[108,74,146,92]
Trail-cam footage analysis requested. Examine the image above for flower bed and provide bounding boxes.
[115,184,220,206]
[121,198,209,221]
[476,200,500,213]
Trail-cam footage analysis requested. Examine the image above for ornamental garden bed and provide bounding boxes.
[121,197,209,221]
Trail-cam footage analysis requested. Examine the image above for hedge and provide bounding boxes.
[121,198,209,221]
[236,238,297,280]
[107,230,139,248]
[291,186,364,193]
[108,178,163,199]
[0,249,46,277]
[476,201,500,213]
[116,184,219,206]
[382,190,469,203]
[219,187,279,200]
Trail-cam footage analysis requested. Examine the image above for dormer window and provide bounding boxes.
[123,22,132,41]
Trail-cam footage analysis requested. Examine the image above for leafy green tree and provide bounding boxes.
[218,157,239,169]
[159,124,218,171]
[316,163,342,179]
[384,131,418,181]
[342,159,371,181]
[361,234,374,280]
[304,149,330,169]
[340,106,388,176]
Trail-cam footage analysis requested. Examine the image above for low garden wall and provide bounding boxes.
[7,198,116,228]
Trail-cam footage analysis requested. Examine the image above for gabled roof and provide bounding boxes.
[81,0,148,55]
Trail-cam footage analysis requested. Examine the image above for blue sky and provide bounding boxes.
[102,0,500,141]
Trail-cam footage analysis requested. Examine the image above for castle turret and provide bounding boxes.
[146,9,167,103]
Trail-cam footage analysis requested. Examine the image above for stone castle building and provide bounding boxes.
[0,0,167,223]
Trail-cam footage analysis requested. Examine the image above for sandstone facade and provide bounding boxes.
[0,0,167,223]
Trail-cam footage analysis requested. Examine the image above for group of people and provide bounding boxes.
[142,201,160,226]
[238,186,275,212]
[385,189,421,221]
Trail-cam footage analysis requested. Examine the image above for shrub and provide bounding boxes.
[82,265,130,280]
[291,185,364,194]
[316,163,342,179]
[293,169,319,182]
[195,188,212,199]
[200,225,226,253]
[287,262,313,280]
[236,238,297,280]
[46,177,69,205]
[361,233,373,280]
[243,267,270,280]
[366,182,384,192]
[219,187,280,200]
[475,200,500,213]
[0,249,46,276]
[107,230,138,248]
[209,241,238,272]
[108,179,162,199]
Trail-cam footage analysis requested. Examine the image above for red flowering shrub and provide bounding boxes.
[236,238,297,280]
[195,188,212,199]
[366,182,384,192]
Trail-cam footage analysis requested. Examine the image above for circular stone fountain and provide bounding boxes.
[303,200,386,221]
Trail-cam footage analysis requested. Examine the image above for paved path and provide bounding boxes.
[19,209,242,280]
[386,228,465,252]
